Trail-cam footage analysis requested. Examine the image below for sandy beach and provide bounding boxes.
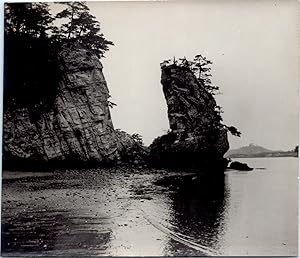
[2,167,215,256]
[2,158,297,256]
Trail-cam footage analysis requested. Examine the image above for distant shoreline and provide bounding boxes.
[228,152,298,159]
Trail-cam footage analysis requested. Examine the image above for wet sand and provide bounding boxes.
[2,167,215,256]
[2,158,297,256]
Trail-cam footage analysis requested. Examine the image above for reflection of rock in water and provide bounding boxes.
[155,173,228,255]
[3,168,232,256]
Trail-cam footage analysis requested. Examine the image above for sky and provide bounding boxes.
[52,0,299,150]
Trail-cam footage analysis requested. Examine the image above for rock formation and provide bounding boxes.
[229,161,253,171]
[3,48,119,168]
[150,64,229,171]
[115,130,149,165]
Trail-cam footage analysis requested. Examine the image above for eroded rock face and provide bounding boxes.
[3,48,118,167]
[150,64,229,170]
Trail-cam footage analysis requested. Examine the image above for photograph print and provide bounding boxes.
[1,0,299,256]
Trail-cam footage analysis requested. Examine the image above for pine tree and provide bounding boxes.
[55,2,113,57]
[192,55,220,95]
[5,3,54,38]
[4,3,59,111]
[161,55,241,137]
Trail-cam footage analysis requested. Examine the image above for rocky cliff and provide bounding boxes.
[150,64,229,170]
[3,48,119,167]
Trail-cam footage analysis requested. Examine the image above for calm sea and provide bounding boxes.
[154,157,298,256]
[2,157,298,256]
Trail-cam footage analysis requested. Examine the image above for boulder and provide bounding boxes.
[229,161,253,171]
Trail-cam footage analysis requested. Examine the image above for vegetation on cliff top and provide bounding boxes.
[4,2,113,113]
[115,130,149,166]
[161,55,241,138]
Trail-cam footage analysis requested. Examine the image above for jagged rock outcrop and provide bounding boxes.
[3,48,119,167]
[149,64,229,171]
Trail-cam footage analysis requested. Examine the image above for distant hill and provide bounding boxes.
[225,144,297,158]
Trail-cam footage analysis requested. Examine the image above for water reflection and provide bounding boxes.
[154,173,229,255]
[2,158,297,256]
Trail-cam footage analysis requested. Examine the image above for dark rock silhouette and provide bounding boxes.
[150,63,229,171]
[115,129,149,166]
[229,161,253,171]
[3,48,119,167]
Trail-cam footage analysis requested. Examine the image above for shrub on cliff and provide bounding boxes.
[115,130,149,166]
[4,2,113,112]
[54,2,114,58]
[4,3,59,114]
[149,56,238,170]
[160,55,241,138]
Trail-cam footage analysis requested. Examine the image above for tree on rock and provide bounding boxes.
[55,2,113,57]
[4,2,59,111]
[192,54,220,95]
[162,55,220,95]
[4,2,114,111]
[5,2,54,38]
[225,126,241,137]
[161,55,241,138]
